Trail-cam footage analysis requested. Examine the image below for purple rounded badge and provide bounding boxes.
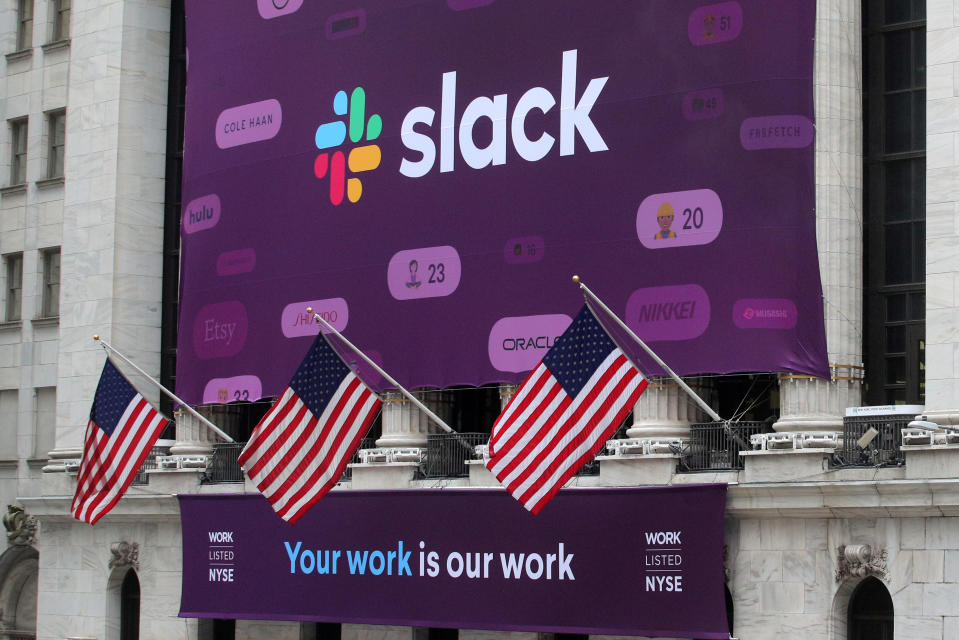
[682,89,724,121]
[280,298,349,338]
[625,285,711,341]
[257,0,303,19]
[488,314,572,373]
[215,100,282,149]
[183,194,221,234]
[193,301,248,359]
[740,116,814,150]
[504,236,545,264]
[688,1,742,45]
[216,248,256,276]
[202,375,264,404]
[387,246,461,300]
[637,189,723,249]
[733,298,798,329]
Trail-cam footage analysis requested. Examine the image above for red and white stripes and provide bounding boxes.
[238,373,381,524]
[487,351,647,514]
[71,395,168,525]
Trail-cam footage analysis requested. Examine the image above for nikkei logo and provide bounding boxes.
[314,88,383,205]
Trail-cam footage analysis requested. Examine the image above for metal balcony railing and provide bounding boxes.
[423,433,488,478]
[837,415,907,467]
[684,421,771,471]
[130,444,171,485]
[202,442,246,484]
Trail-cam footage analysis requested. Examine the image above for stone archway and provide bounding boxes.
[0,545,39,640]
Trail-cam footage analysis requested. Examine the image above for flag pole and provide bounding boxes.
[572,277,724,423]
[307,309,456,435]
[93,335,235,443]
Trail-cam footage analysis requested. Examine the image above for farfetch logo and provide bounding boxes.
[314,88,383,205]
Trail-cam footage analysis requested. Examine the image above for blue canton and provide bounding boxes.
[90,359,139,436]
[542,305,617,398]
[289,334,352,417]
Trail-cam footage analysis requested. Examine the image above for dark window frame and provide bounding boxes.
[16,0,33,51]
[39,247,60,319]
[862,0,926,405]
[4,253,23,322]
[51,0,70,42]
[46,109,65,179]
[9,118,28,186]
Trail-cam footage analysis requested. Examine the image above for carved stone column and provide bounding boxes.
[375,391,449,448]
[774,0,863,432]
[169,408,217,458]
[628,378,710,439]
[498,383,517,411]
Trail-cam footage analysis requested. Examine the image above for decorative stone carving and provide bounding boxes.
[109,541,140,571]
[835,544,887,582]
[1,505,38,547]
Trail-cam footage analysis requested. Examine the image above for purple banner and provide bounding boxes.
[178,486,729,638]
[178,0,825,403]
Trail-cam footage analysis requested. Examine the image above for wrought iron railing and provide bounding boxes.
[684,421,770,471]
[837,415,908,467]
[130,444,171,485]
[202,442,246,484]
[423,433,488,478]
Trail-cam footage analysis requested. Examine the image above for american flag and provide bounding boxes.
[71,359,170,525]
[238,332,382,524]
[486,304,648,514]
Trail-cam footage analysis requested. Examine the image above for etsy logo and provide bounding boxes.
[314,88,383,205]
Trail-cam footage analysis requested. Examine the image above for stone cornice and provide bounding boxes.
[21,477,959,522]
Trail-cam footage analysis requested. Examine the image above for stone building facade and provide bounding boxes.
[2,0,959,638]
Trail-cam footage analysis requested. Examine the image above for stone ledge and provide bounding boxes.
[727,478,959,518]
[0,184,26,196]
[741,448,834,484]
[4,49,32,62]
[30,316,59,328]
[0,320,22,332]
[41,39,70,53]
[34,176,64,189]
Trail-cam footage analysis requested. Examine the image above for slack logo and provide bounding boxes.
[314,87,383,205]
[400,49,608,177]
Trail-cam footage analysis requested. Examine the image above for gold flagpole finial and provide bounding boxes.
[571,275,580,284]
[93,334,100,341]
[306,307,313,314]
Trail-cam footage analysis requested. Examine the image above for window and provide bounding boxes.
[46,110,65,178]
[4,253,23,322]
[0,390,18,458]
[16,0,33,51]
[51,0,70,42]
[863,0,926,404]
[9,119,28,186]
[40,248,60,318]
[34,387,55,459]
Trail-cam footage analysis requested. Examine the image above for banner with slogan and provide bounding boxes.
[179,486,730,637]
[178,0,825,404]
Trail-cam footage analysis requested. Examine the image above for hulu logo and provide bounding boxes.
[314,88,382,205]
